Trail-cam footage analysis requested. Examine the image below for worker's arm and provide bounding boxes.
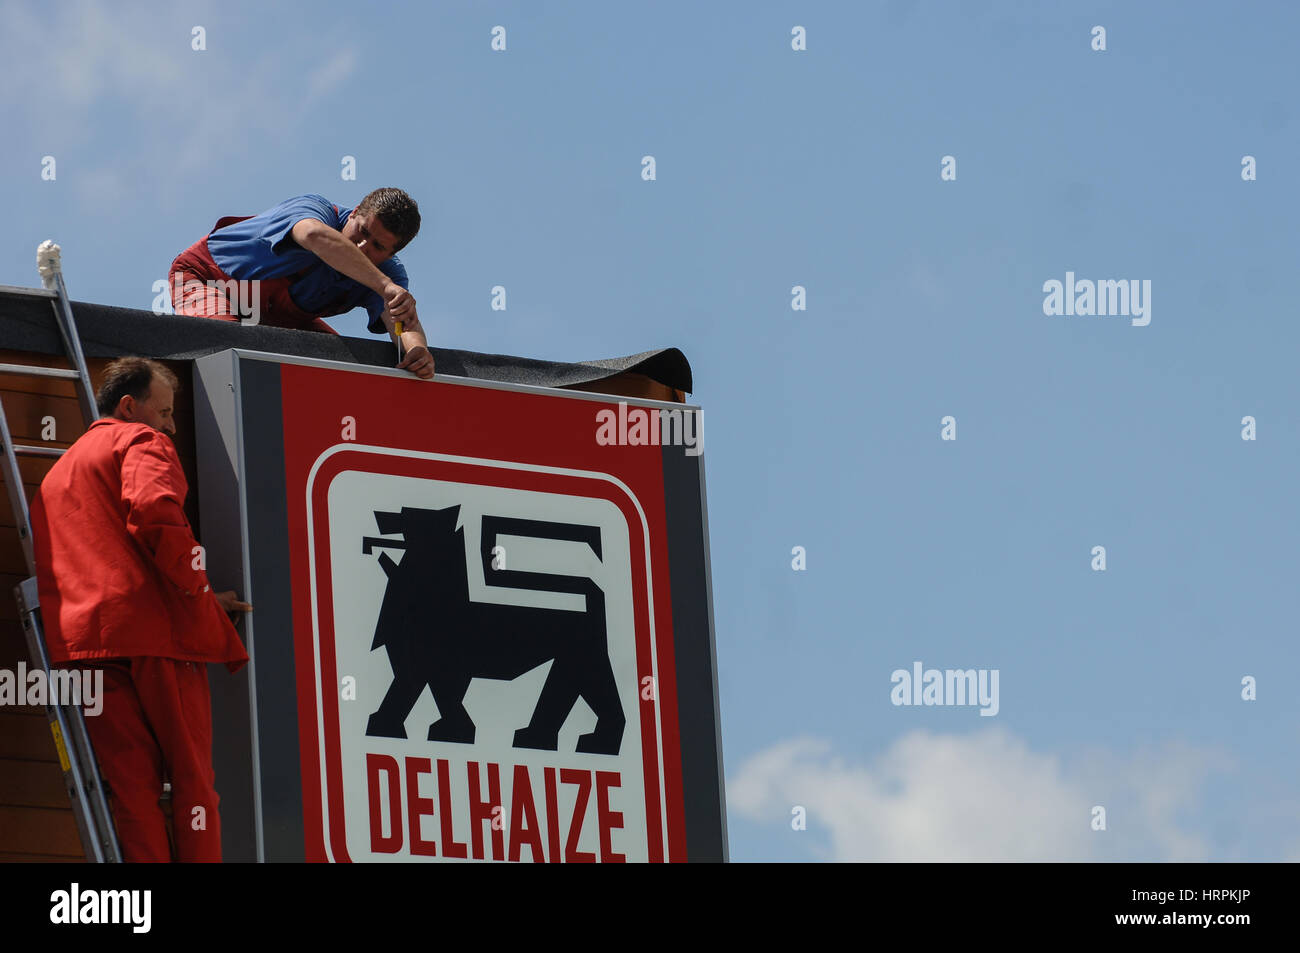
[120,433,225,599]
[290,217,431,377]
[290,218,415,323]
[376,306,435,379]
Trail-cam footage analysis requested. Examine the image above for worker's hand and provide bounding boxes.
[383,283,415,322]
[398,345,435,380]
[215,590,253,615]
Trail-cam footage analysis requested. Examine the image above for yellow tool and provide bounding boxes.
[393,320,405,361]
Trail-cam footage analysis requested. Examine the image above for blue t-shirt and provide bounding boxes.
[206,194,407,333]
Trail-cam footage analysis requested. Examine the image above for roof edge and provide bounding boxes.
[0,286,693,394]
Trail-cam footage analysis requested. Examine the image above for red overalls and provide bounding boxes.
[31,419,249,862]
[168,213,350,333]
[81,657,223,862]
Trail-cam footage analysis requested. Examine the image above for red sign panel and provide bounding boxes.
[277,364,688,861]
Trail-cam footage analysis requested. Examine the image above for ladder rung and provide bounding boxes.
[13,444,67,458]
[0,362,82,380]
[0,284,58,300]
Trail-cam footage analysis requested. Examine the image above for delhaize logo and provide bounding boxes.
[307,464,668,862]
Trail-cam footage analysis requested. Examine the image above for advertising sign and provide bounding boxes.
[194,350,725,862]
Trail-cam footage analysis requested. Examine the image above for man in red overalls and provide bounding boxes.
[30,358,251,862]
[168,188,435,379]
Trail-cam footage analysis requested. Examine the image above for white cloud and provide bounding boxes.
[728,728,1236,861]
[3,0,190,139]
[306,49,358,102]
[9,3,181,107]
[1,0,358,194]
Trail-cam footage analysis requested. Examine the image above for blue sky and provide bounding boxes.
[4,0,1298,861]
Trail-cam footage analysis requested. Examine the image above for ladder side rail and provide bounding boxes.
[15,585,118,862]
[63,677,123,862]
[45,274,99,425]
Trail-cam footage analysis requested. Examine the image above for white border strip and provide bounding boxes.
[305,443,669,863]
[233,354,268,863]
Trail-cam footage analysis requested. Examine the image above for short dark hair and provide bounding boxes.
[95,358,180,417]
[355,187,421,252]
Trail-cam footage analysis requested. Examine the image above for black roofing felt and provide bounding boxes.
[0,286,693,394]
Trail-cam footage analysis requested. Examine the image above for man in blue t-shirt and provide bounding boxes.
[169,188,434,379]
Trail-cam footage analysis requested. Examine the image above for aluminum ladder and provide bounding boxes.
[0,241,122,862]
